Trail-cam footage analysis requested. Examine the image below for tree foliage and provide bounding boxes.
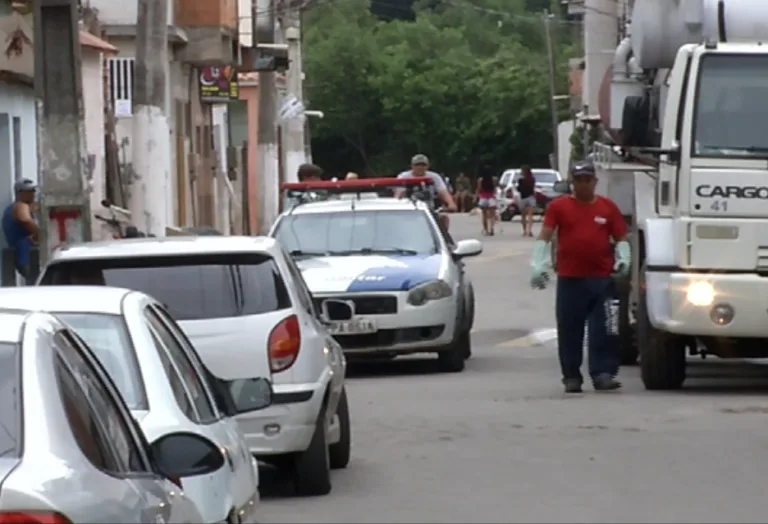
[303,0,578,177]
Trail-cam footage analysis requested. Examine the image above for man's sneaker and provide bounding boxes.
[593,374,622,391]
[563,379,582,393]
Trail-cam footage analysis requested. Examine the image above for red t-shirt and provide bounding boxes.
[543,196,627,278]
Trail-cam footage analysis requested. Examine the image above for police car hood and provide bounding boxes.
[296,254,444,293]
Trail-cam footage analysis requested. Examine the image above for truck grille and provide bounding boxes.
[314,295,398,315]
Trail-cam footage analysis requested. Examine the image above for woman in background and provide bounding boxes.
[516,165,537,237]
[475,166,497,236]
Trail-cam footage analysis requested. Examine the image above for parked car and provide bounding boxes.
[497,168,563,220]
[269,195,482,371]
[37,236,350,497]
[0,286,270,522]
[0,308,213,522]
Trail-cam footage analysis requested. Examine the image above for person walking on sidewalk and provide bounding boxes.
[529,161,631,393]
[516,166,537,236]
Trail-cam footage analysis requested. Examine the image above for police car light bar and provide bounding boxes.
[281,177,434,193]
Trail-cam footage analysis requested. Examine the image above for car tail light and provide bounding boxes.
[505,188,514,198]
[0,513,72,524]
[268,315,301,372]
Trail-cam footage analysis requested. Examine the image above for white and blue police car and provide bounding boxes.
[269,182,482,372]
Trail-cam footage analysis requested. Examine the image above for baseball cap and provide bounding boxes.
[14,178,36,193]
[411,154,429,165]
[571,161,596,177]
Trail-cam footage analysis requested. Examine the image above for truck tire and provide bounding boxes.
[329,388,351,469]
[293,410,332,496]
[637,267,686,390]
[616,275,638,366]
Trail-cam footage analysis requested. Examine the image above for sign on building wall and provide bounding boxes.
[199,66,239,103]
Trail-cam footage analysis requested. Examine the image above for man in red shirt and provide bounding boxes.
[529,161,631,393]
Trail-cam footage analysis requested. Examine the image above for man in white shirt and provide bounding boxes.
[395,154,457,233]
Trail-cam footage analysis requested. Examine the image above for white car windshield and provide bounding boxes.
[512,170,559,185]
[56,313,148,410]
[275,210,439,256]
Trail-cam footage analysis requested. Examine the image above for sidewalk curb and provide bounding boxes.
[496,328,557,348]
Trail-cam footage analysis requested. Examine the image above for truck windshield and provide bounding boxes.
[692,54,768,158]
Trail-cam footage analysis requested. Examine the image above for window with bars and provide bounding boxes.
[108,57,134,118]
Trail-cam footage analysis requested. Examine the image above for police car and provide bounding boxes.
[270,177,482,372]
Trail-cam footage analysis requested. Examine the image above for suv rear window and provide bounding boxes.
[0,342,20,458]
[40,254,292,321]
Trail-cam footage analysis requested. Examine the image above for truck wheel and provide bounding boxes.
[637,268,686,390]
[329,388,351,470]
[293,409,332,496]
[617,276,638,366]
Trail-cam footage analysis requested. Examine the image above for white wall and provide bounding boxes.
[110,37,179,226]
[82,49,110,241]
[88,0,173,28]
[212,104,230,233]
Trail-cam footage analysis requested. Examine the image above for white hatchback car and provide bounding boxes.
[38,236,349,496]
[0,286,270,522]
[0,309,207,522]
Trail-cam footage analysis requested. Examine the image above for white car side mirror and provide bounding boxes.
[452,239,483,259]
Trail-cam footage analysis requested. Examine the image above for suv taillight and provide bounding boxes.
[0,513,72,524]
[268,315,301,372]
[505,188,514,198]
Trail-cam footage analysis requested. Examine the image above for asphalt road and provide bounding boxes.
[259,213,768,523]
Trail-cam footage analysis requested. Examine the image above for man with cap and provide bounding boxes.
[2,178,38,279]
[395,154,457,232]
[529,161,631,393]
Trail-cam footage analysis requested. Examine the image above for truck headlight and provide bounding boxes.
[407,280,452,306]
[686,281,715,306]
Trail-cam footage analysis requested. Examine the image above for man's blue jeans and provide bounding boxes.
[555,276,619,384]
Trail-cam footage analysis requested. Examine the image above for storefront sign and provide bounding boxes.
[199,66,239,103]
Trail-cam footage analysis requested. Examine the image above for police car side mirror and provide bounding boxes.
[320,299,353,322]
[453,239,483,259]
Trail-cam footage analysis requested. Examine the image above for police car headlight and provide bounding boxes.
[407,280,452,306]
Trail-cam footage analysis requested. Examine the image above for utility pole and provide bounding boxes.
[543,10,559,171]
[255,0,280,234]
[131,0,170,236]
[34,0,91,266]
[282,3,306,184]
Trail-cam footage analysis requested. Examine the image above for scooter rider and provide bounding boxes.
[394,154,457,232]
[530,160,631,393]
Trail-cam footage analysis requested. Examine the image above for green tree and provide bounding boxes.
[303,0,580,176]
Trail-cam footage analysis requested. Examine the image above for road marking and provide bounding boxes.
[497,328,558,348]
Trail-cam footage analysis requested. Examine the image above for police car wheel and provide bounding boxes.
[438,329,468,372]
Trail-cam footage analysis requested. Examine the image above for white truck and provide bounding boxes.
[591,0,768,389]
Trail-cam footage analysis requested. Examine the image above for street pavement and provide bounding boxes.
[259,213,768,523]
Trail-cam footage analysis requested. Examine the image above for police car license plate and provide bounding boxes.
[327,319,378,335]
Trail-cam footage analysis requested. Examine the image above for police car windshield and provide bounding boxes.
[275,210,439,257]
[693,54,768,158]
